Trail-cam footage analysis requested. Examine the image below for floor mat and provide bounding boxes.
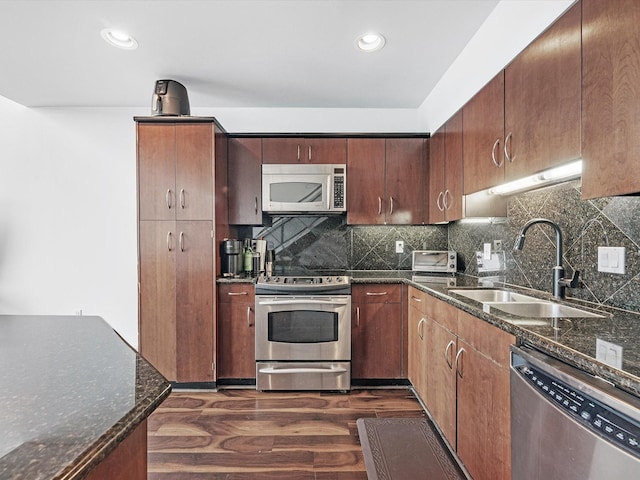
[357,417,467,480]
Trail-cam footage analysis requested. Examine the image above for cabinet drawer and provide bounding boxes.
[408,286,428,313]
[457,310,515,366]
[425,296,458,334]
[353,284,402,303]
[218,283,255,303]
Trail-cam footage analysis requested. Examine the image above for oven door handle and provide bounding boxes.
[256,298,349,306]
[258,366,348,374]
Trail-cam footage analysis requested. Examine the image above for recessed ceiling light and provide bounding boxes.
[101,29,138,50]
[356,33,386,53]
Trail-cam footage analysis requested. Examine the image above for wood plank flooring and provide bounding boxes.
[147,388,425,479]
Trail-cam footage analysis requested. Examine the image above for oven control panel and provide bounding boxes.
[256,275,351,294]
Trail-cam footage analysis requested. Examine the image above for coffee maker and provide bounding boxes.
[220,239,242,277]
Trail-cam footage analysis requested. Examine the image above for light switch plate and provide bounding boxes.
[596,338,623,369]
[395,240,404,254]
[598,246,625,274]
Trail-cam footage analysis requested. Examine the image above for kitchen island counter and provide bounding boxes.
[0,315,170,480]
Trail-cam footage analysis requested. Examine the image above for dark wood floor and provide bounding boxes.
[147,388,425,479]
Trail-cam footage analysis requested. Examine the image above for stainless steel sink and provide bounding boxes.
[449,289,540,303]
[484,301,605,319]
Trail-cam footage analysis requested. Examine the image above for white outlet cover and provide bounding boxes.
[596,338,623,369]
[395,241,404,253]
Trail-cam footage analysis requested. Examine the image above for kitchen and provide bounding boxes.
[3,0,640,479]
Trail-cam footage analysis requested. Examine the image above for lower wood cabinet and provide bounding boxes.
[412,294,515,480]
[85,420,147,480]
[351,283,404,379]
[407,286,428,400]
[217,283,255,379]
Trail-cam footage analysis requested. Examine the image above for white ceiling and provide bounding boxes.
[0,0,501,109]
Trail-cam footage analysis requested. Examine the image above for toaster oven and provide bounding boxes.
[412,250,457,273]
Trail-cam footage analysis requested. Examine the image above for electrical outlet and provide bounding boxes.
[596,338,623,369]
[598,246,625,274]
[395,240,404,254]
[493,240,503,252]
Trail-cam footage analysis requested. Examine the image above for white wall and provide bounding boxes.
[0,0,573,348]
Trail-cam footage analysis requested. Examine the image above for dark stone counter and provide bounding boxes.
[349,270,640,397]
[0,315,171,480]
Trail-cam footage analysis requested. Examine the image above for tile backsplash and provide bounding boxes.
[240,179,640,312]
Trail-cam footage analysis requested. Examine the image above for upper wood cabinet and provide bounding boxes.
[228,137,262,225]
[582,0,640,198]
[347,137,425,225]
[138,123,214,221]
[463,2,581,194]
[262,137,346,164]
[428,111,463,223]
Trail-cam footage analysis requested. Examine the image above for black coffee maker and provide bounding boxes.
[220,239,242,277]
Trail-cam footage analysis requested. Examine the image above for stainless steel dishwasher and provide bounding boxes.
[511,345,640,479]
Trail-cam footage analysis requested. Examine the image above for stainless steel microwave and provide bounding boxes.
[262,164,346,214]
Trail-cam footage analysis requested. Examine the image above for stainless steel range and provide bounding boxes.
[255,274,351,391]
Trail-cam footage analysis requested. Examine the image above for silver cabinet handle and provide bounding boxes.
[356,306,360,327]
[445,340,455,369]
[455,347,465,378]
[378,197,382,215]
[411,295,423,303]
[491,138,503,167]
[308,145,312,161]
[504,132,514,163]
[227,291,248,296]
[297,144,301,162]
[436,191,445,212]
[179,231,184,252]
[254,197,258,215]
[366,291,388,296]
[166,231,173,252]
[418,318,426,340]
[179,188,185,209]
[166,189,173,209]
[443,189,451,210]
[389,196,394,215]
[247,306,253,327]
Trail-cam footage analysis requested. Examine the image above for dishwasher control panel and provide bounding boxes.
[517,364,640,458]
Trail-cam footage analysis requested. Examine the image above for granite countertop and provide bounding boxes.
[349,270,640,397]
[0,315,171,480]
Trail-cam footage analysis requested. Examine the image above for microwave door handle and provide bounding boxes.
[326,176,332,210]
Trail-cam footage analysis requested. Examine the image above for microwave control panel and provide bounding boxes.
[333,175,345,209]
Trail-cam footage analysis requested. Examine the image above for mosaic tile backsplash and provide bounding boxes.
[241,179,640,313]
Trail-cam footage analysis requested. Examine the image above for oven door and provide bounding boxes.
[255,295,351,361]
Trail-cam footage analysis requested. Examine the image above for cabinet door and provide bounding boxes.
[407,288,427,401]
[261,137,302,163]
[347,138,386,224]
[351,284,402,379]
[175,124,213,221]
[138,124,176,221]
[175,221,214,382]
[425,319,457,449]
[463,72,505,194]
[385,138,425,225]
[505,2,581,182]
[444,111,463,222]
[217,284,255,379]
[228,138,262,225]
[306,138,347,164]
[456,340,511,480]
[139,220,177,380]
[582,0,640,198]
[427,126,446,223]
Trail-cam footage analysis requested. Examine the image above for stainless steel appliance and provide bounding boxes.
[255,274,351,390]
[220,239,242,277]
[151,79,190,116]
[412,250,457,273]
[511,345,640,479]
[262,164,346,214]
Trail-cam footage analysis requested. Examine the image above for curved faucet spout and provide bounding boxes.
[513,218,578,299]
[513,218,563,267]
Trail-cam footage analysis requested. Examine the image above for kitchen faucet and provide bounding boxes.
[513,218,580,299]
